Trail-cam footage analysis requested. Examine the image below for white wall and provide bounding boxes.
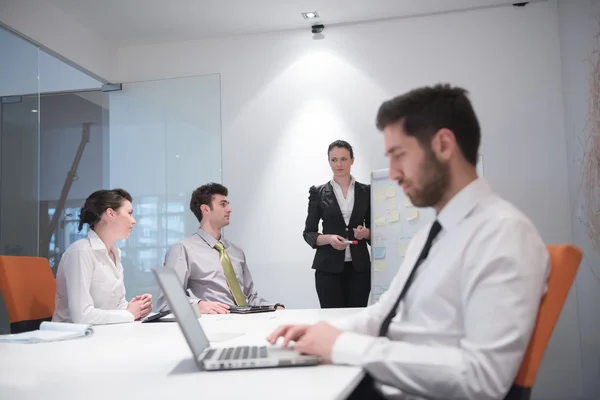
[0,26,102,96]
[558,1,600,399]
[0,0,117,83]
[109,2,575,398]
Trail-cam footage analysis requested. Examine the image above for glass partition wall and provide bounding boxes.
[0,26,222,332]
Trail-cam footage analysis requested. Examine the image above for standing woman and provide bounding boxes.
[53,189,153,325]
[303,140,371,308]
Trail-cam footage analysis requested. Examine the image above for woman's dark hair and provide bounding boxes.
[78,189,133,231]
[327,140,354,159]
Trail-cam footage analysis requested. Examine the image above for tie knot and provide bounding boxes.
[214,242,224,252]
[430,220,442,239]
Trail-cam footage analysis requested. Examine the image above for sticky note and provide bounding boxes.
[404,196,413,207]
[375,216,386,227]
[373,260,386,271]
[387,210,400,222]
[386,186,396,198]
[386,197,397,211]
[374,188,386,202]
[398,243,408,257]
[373,246,386,260]
[407,208,419,221]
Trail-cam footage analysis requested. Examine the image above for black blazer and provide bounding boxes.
[303,181,371,273]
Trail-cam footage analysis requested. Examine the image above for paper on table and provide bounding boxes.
[387,210,400,222]
[375,216,386,227]
[373,260,386,271]
[212,314,277,321]
[0,321,94,344]
[407,208,419,221]
[208,332,245,342]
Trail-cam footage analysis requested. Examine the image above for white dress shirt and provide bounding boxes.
[53,230,134,325]
[330,179,550,400]
[330,176,355,262]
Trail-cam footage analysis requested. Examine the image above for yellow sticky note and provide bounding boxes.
[386,186,396,198]
[398,243,408,257]
[386,197,397,211]
[404,196,413,207]
[374,188,386,202]
[375,216,386,227]
[373,260,386,271]
[407,208,419,221]
[387,210,400,222]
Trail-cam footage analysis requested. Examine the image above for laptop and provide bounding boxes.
[152,267,321,371]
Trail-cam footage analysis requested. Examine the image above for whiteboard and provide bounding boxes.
[369,170,435,304]
[369,155,483,304]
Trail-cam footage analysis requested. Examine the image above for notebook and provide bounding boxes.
[229,305,277,314]
[141,310,176,323]
[0,321,94,344]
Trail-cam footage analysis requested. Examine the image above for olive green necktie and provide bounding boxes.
[214,241,247,306]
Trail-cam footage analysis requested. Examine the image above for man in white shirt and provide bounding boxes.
[267,84,550,400]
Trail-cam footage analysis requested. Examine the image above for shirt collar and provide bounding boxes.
[196,227,221,248]
[87,229,111,252]
[436,178,492,231]
[330,175,355,190]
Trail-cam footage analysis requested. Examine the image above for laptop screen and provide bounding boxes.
[153,267,210,358]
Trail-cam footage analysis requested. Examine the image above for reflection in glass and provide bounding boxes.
[108,74,222,305]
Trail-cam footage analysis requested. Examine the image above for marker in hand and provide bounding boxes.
[344,240,358,244]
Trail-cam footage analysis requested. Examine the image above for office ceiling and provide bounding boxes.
[45,0,523,46]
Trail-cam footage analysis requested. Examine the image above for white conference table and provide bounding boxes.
[0,308,365,400]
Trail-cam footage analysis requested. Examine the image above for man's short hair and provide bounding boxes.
[376,83,481,166]
[190,183,228,223]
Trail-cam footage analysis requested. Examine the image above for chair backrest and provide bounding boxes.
[0,256,56,333]
[506,245,582,400]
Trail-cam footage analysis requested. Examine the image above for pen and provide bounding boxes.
[344,240,358,244]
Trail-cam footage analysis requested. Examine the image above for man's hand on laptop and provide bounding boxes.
[266,322,341,363]
[197,300,230,314]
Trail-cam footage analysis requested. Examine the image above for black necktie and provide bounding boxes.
[378,220,443,337]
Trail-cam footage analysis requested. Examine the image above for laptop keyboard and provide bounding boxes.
[214,346,268,361]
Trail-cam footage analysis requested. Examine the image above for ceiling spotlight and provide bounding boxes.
[302,11,319,19]
[31,109,38,113]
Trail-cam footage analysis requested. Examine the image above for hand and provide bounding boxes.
[267,324,311,348]
[127,295,152,320]
[138,293,153,318]
[353,225,370,240]
[198,301,230,314]
[328,235,349,251]
[294,322,341,363]
[267,322,341,363]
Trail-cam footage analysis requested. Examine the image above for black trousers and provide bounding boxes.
[346,375,386,399]
[315,261,371,308]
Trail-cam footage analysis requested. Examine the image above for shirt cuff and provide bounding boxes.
[332,331,377,366]
[122,311,136,322]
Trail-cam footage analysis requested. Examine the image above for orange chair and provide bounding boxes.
[505,245,583,400]
[0,256,56,333]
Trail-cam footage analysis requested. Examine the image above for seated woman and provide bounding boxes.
[53,189,152,325]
